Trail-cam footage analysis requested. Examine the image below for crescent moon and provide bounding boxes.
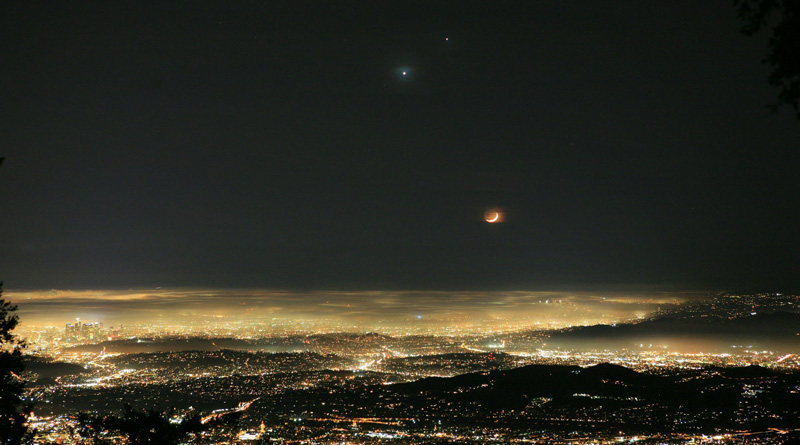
[486,211,499,223]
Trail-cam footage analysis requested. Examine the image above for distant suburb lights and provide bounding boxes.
[484,209,504,223]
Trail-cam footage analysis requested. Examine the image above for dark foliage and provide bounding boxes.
[736,0,800,117]
[77,404,238,445]
[0,281,31,445]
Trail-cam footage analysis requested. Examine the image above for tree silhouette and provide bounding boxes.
[735,0,800,118]
[0,282,31,444]
[77,404,238,445]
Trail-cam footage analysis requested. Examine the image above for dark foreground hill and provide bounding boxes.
[546,311,800,351]
[23,357,87,385]
[105,349,354,373]
[65,337,309,354]
[249,362,800,435]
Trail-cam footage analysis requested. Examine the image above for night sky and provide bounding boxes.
[1,1,798,291]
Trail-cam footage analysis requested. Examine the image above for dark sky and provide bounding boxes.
[1,1,798,291]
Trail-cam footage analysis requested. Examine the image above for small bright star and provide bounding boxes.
[402,71,407,76]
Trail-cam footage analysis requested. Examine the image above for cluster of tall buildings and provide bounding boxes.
[64,319,104,341]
